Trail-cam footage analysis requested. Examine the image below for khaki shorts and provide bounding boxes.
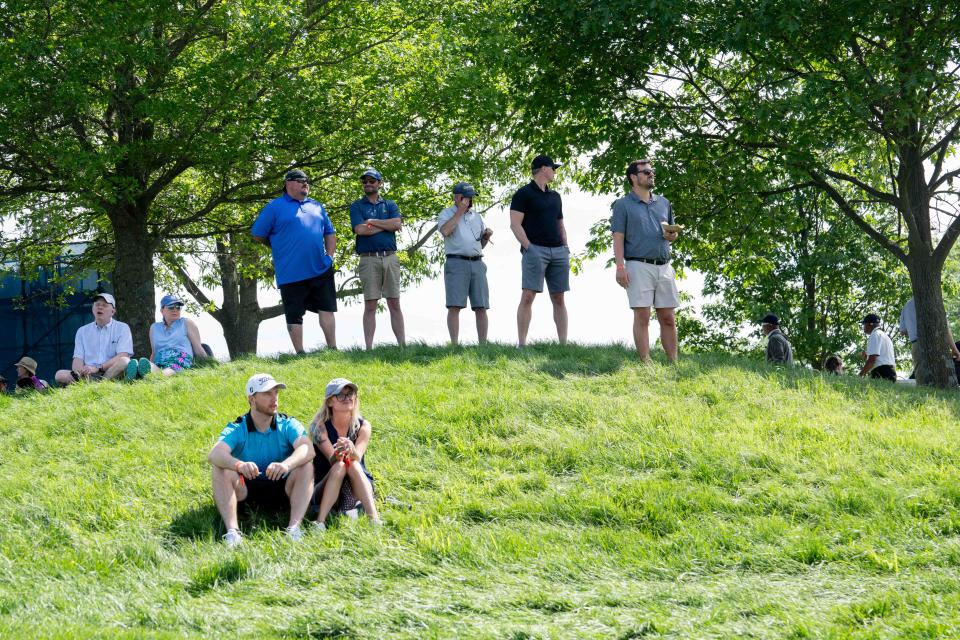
[358,253,401,300]
[626,261,679,308]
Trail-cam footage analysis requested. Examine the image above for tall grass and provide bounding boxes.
[1,344,959,638]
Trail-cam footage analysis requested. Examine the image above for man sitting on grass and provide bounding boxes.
[208,373,315,546]
[54,293,132,385]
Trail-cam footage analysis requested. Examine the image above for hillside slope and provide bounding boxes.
[1,344,959,638]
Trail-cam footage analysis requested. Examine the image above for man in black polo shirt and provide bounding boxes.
[611,159,680,362]
[509,154,570,347]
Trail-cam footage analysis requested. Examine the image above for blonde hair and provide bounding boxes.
[309,385,361,443]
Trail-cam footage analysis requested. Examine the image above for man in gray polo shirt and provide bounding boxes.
[437,182,493,345]
[611,159,680,362]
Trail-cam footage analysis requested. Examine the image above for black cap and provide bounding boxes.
[285,168,308,182]
[453,182,477,198]
[862,313,881,325]
[760,314,780,325]
[531,155,561,171]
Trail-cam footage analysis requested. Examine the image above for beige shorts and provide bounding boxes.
[358,253,401,300]
[626,261,679,308]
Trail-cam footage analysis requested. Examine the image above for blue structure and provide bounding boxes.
[1,250,110,391]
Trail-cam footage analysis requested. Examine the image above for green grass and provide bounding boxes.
[2,343,960,638]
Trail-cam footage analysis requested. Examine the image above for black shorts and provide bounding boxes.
[279,269,337,324]
[870,364,897,381]
[241,476,289,510]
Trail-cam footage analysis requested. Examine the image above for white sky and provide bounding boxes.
[175,187,705,357]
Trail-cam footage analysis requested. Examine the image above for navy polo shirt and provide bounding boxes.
[251,194,335,286]
[509,181,564,247]
[610,192,674,262]
[217,412,306,476]
[349,197,401,253]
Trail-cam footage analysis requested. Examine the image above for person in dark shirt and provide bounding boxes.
[509,155,570,347]
[349,168,405,349]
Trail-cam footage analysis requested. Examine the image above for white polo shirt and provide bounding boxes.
[437,205,486,257]
[866,329,896,368]
[73,319,133,367]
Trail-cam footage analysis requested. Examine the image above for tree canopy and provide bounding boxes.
[0,0,520,354]
[506,0,960,385]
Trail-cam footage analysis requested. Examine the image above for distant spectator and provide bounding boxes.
[760,314,794,365]
[437,182,493,345]
[253,168,338,353]
[858,313,896,381]
[208,374,315,546]
[134,294,208,378]
[898,297,960,378]
[54,293,132,386]
[350,168,405,349]
[14,356,49,392]
[309,378,381,528]
[823,354,844,375]
[511,155,570,348]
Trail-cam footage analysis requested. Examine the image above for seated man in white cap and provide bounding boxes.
[207,373,315,546]
[54,293,133,386]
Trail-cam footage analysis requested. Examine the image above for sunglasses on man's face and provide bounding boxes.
[361,178,379,185]
[637,169,655,176]
[290,178,310,185]
[165,304,184,310]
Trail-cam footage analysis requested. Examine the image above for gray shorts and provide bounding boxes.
[444,257,490,309]
[521,244,570,294]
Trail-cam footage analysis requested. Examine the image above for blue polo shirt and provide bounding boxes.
[252,194,335,286]
[218,412,307,476]
[610,192,674,262]
[349,197,401,253]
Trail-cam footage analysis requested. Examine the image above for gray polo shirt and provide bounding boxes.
[610,191,674,262]
[437,204,486,257]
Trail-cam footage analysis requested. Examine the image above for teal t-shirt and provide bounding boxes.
[218,412,306,476]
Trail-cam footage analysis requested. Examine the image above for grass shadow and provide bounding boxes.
[168,502,290,540]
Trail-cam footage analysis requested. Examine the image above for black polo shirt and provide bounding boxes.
[509,181,564,247]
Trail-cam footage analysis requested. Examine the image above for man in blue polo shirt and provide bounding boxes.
[208,373,315,545]
[509,154,570,347]
[252,168,337,354]
[611,159,681,362]
[349,167,405,349]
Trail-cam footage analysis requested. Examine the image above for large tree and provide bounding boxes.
[507,0,960,386]
[0,0,517,354]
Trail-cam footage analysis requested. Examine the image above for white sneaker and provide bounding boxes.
[223,528,243,547]
[285,525,304,541]
[344,508,360,520]
[310,520,326,533]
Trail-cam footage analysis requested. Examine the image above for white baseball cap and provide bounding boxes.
[245,373,287,396]
[94,292,116,307]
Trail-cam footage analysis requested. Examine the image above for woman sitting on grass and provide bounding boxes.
[128,294,208,379]
[309,378,381,528]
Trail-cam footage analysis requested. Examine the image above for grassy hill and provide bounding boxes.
[1,344,959,639]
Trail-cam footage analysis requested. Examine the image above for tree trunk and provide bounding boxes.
[900,143,956,388]
[110,206,156,356]
[907,255,956,387]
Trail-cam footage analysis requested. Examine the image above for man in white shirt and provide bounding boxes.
[437,182,493,344]
[54,293,133,385]
[858,313,896,381]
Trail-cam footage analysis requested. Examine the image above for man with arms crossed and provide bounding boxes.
[54,293,133,385]
[350,168,405,349]
[252,168,337,353]
[438,182,493,344]
[510,155,570,347]
[208,373,315,545]
[611,159,680,362]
